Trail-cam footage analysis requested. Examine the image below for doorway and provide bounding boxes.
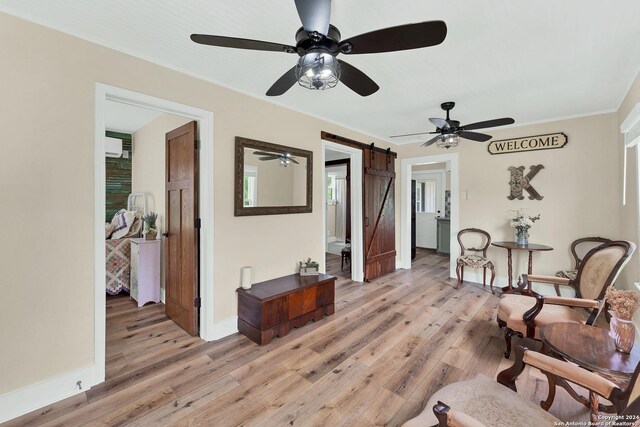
[322,142,364,282]
[411,163,450,268]
[94,83,215,385]
[401,153,459,278]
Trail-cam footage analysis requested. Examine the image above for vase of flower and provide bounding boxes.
[605,287,640,353]
[509,210,540,246]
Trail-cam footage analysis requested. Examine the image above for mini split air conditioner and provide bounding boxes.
[105,137,123,158]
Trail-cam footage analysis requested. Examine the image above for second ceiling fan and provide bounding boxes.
[191,0,447,96]
[391,102,515,148]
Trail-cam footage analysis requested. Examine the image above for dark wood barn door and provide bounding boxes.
[363,148,396,281]
[165,121,199,336]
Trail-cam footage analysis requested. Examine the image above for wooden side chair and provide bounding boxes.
[455,228,496,293]
[555,236,612,286]
[497,240,635,358]
[402,344,640,427]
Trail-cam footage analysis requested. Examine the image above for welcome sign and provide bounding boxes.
[488,132,567,155]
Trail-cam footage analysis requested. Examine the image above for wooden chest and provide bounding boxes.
[236,273,336,345]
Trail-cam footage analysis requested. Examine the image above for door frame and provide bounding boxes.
[94,83,215,385]
[400,153,459,278]
[322,141,364,282]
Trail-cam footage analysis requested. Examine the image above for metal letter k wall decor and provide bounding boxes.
[508,164,544,200]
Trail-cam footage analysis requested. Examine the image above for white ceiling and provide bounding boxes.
[104,101,164,134]
[3,1,640,144]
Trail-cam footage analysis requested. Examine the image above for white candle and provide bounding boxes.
[241,267,252,289]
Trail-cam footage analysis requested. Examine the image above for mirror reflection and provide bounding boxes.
[243,147,308,207]
[235,137,313,216]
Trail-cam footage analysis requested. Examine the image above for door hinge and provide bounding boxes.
[194,218,201,229]
[194,297,201,308]
[194,139,200,150]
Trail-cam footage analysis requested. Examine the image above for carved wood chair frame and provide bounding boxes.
[431,344,640,426]
[497,240,636,359]
[455,228,496,293]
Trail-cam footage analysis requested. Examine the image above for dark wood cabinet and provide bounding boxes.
[236,273,336,345]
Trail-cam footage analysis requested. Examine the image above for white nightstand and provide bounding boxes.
[130,238,161,307]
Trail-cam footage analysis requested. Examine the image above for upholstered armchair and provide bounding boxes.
[402,345,640,427]
[455,228,496,293]
[555,236,611,287]
[497,240,635,358]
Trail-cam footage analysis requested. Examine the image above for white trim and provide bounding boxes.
[400,153,459,280]
[621,103,640,205]
[621,103,640,134]
[160,287,166,304]
[210,316,239,340]
[0,366,96,423]
[322,141,364,283]
[95,85,217,383]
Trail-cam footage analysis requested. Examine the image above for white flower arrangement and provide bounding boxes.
[508,209,540,232]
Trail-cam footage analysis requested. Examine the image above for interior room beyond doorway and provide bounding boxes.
[411,162,451,267]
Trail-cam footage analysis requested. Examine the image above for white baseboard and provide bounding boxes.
[0,365,98,423]
[210,316,238,341]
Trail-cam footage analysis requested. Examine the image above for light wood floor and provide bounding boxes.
[7,249,590,426]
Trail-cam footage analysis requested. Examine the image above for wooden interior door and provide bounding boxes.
[363,148,396,281]
[165,121,199,336]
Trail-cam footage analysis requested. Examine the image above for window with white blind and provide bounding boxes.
[416,180,437,213]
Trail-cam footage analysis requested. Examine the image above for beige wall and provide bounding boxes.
[0,13,390,396]
[397,113,623,290]
[132,113,193,294]
[618,71,640,288]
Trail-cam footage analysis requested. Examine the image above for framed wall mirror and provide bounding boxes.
[235,136,313,216]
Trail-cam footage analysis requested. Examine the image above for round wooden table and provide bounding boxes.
[541,323,640,422]
[491,241,553,294]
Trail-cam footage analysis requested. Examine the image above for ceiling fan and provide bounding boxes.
[390,102,515,148]
[254,151,299,167]
[190,0,447,97]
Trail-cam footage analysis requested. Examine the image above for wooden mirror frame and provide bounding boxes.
[234,136,313,216]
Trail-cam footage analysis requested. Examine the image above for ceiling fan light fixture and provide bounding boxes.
[436,133,459,149]
[279,156,292,167]
[296,48,340,91]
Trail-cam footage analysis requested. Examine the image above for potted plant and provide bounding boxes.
[299,258,319,276]
[142,212,158,240]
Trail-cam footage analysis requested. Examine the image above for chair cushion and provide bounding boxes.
[497,294,586,338]
[556,269,578,281]
[457,255,493,269]
[401,374,559,427]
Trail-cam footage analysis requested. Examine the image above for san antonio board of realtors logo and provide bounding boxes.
[488,132,567,155]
